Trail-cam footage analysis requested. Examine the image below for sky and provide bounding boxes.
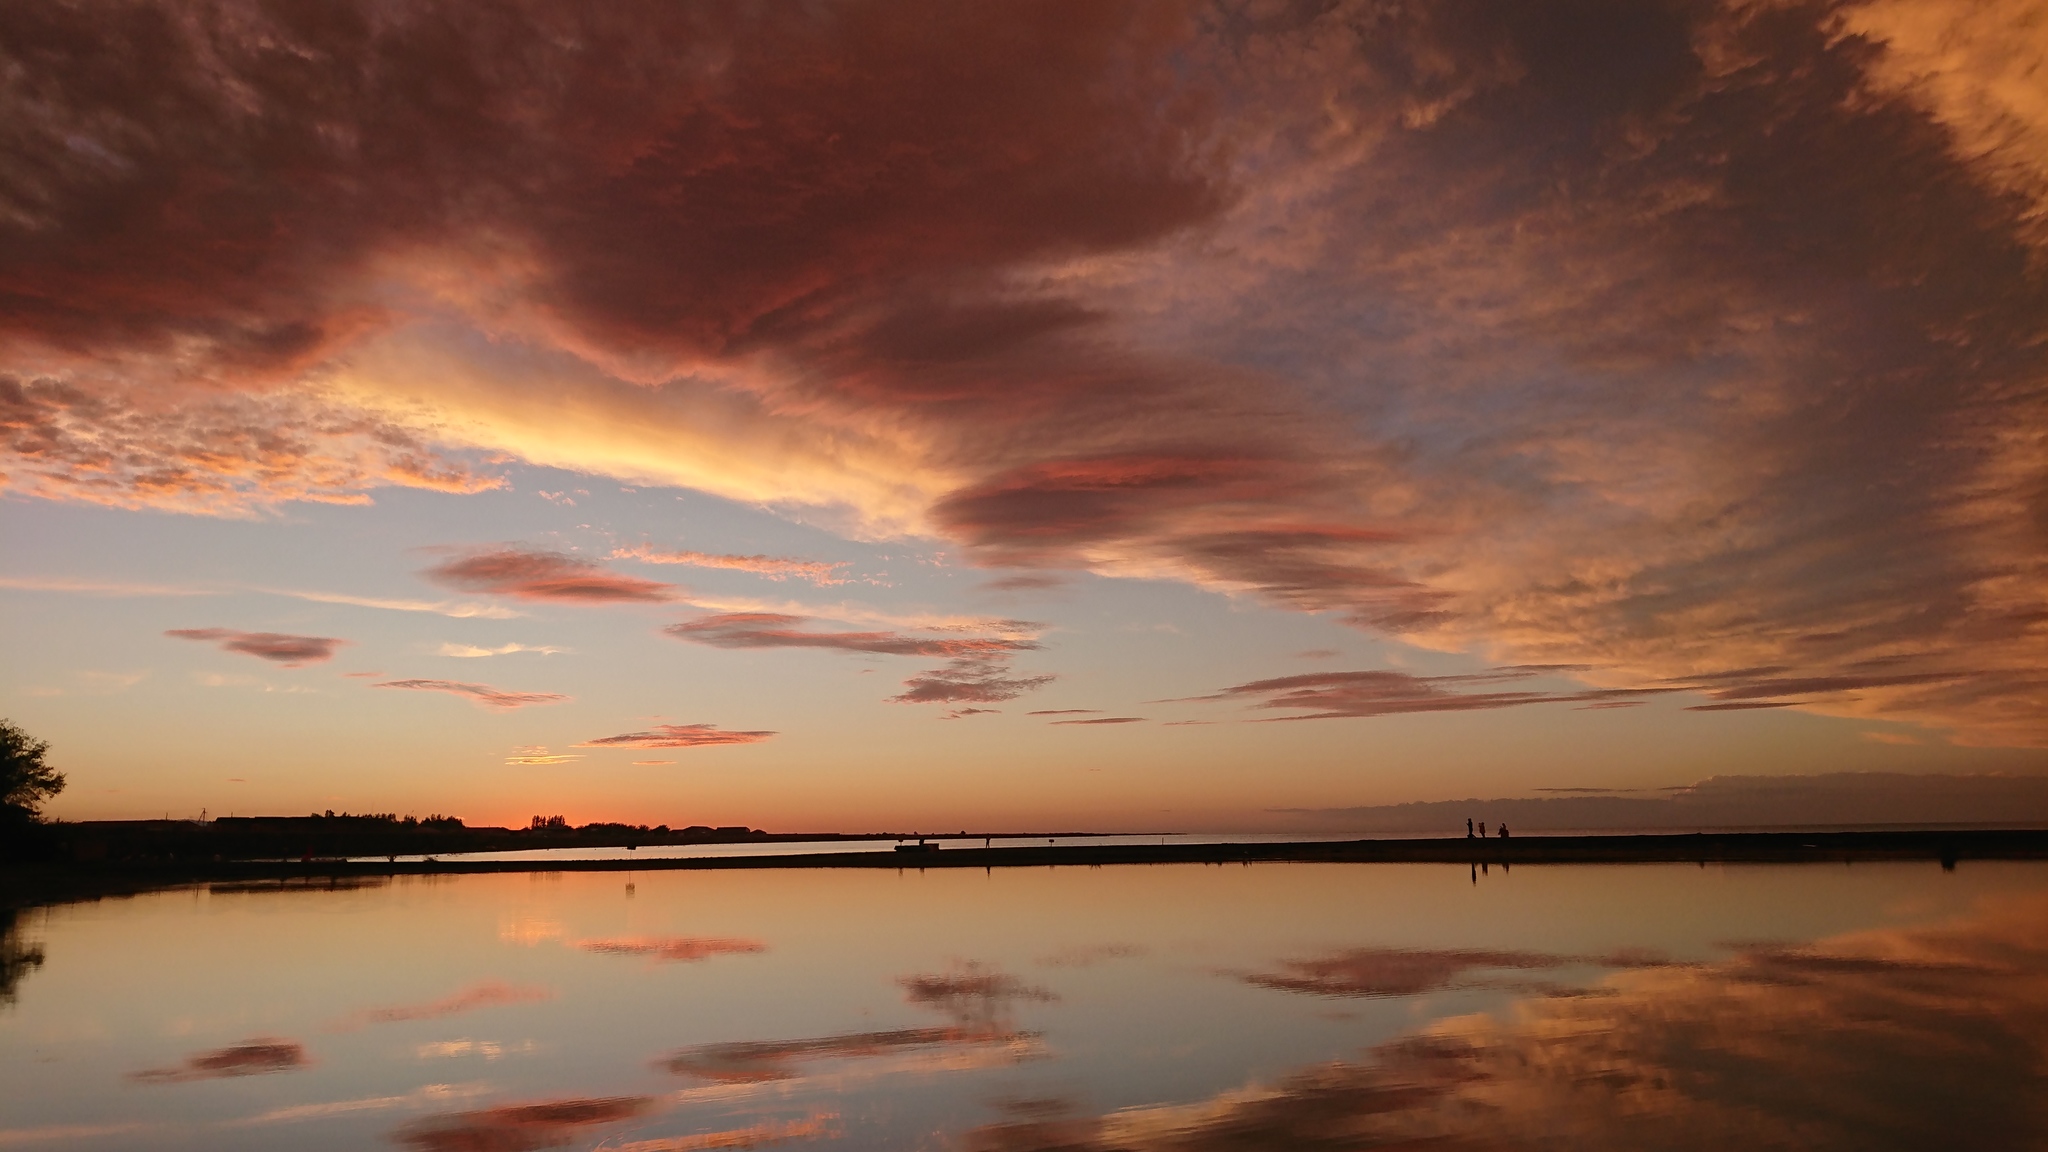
[3,0,2046,831]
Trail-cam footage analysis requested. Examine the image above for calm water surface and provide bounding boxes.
[4,860,2046,1150]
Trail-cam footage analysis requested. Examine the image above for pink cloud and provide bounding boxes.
[1050,716,1146,725]
[165,628,343,667]
[372,679,570,711]
[572,724,776,748]
[423,548,675,603]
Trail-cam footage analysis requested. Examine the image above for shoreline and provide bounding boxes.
[7,828,2047,911]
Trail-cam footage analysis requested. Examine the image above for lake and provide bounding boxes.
[4,859,2046,1150]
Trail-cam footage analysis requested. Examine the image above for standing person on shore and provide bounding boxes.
[1499,824,1511,839]
[1467,818,1474,838]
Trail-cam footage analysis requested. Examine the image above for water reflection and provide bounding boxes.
[969,894,2048,1152]
[130,1040,309,1084]
[2,863,2045,1150]
[0,906,43,1005]
[1241,944,1678,997]
[393,1095,651,1151]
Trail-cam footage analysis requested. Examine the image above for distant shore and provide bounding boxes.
[6,828,2047,911]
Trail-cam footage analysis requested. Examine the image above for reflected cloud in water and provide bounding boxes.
[392,1095,653,1152]
[1242,946,1677,998]
[965,895,2048,1152]
[665,961,1054,1084]
[576,937,767,963]
[337,980,554,1029]
[664,1027,1039,1084]
[1033,944,1146,969]
[129,1039,309,1083]
[898,962,1055,1030]
[598,1113,839,1152]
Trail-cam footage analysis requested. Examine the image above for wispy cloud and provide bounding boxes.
[505,746,581,765]
[1050,716,1145,726]
[573,724,775,748]
[0,576,520,619]
[373,680,570,710]
[167,627,344,667]
[257,588,523,619]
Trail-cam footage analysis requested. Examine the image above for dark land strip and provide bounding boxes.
[5,829,2047,911]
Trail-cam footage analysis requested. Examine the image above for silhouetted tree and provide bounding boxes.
[1,719,64,824]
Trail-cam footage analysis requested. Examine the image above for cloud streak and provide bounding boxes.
[373,680,569,711]
[575,937,766,962]
[393,1096,651,1152]
[166,628,344,667]
[573,724,776,749]
[338,981,554,1028]
[612,544,852,586]
[424,549,675,604]
[129,1039,309,1083]
[665,614,1035,659]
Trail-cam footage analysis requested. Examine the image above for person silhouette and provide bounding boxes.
[1478,822,1487,837]
[1498,823,1511,839]
[1466,818,1474,838]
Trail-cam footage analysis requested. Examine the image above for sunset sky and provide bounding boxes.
[3,0,2045,830]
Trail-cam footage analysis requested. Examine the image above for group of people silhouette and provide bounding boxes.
[1466,818,1510,839]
